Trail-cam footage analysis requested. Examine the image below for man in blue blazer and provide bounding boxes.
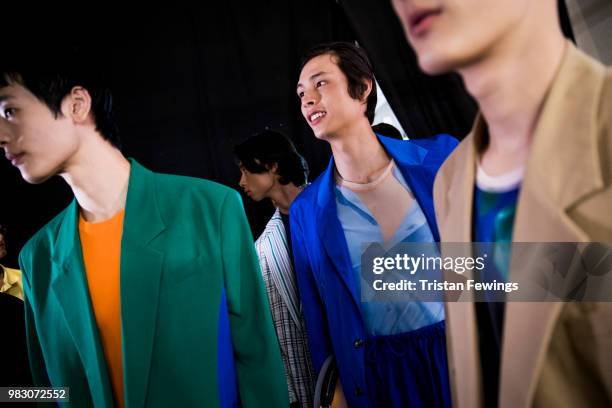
[292,42,458,407]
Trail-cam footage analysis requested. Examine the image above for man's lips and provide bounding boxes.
[307,110,327,125]
[409,8,442,37]
[5,152,24,166]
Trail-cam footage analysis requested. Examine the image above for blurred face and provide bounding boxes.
[238,164,276,202]
[297,53,369,140]
[0,83,80,184]
[0,231,6,259]
[391,0,529,74]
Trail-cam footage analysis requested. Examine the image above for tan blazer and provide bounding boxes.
[434,43,612,408]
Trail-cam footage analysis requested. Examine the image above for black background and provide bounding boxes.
[3,0,575,267]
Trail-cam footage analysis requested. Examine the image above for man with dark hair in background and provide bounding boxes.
[291,41,458,407]
[392,0,612,406]
[234,129,315,408]
[0,46,287,407]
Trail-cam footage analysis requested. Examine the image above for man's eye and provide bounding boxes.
[316,80,327,87]
[3,108,16,119]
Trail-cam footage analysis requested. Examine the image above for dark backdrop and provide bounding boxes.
[10,1,572,267]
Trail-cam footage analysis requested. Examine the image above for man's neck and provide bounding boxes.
[459,18,566,175]
[60,131,131,223]
[269,183,303,215]
[329,119,390,183]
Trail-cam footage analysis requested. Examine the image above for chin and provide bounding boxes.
[416,50,459,75]
[418,34,493,75]
[249,193,264,202]
[20,169,53,185]
[312,128,334,141]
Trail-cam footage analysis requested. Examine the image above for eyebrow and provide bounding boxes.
[296,71,328,90]
[0,94,14,103]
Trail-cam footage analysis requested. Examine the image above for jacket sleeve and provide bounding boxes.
[289,207,333,375]
[19,250,52,388]
[219,190,288,407]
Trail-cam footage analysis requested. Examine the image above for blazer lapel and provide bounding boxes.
[434,122,482,407]
[500,43,606,408]
[514,43,605,243]
[314,136,461,317]
[316,160,361,310]
[378,135,440,240]
[50,200,114,407]
[120,160,166,408]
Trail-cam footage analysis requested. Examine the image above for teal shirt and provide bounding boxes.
[473,186,519,280]
[472,180,520,408]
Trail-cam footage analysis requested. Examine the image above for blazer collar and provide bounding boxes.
[467,43,606,241]
[500,43,606,407]
[120,158,166,408]
[50,158,167,407]
[523,42,605,215]
[50,199,114,407]
[50,159,166,262]
[313,135,431,310]
[447,43,607,407]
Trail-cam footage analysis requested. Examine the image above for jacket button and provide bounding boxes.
[354,386,363,396]
[353,338,363,348]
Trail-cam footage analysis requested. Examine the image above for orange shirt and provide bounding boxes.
[79,210,125,408]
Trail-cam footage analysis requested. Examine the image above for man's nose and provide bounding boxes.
[0,123,11,146]
[302,90,318,108]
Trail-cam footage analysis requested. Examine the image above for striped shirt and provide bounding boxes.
[255,209,315,407]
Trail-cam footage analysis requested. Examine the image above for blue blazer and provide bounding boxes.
[289,134,458,408]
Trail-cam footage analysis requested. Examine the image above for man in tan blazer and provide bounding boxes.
[392,0,612,407]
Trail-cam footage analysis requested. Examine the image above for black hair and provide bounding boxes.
[372,123,403,140]
[233,130,309,187]
[0,44,120,148]
[300,41,377,124]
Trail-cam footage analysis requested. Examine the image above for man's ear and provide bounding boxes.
[360,79,373,104]
[267,162,279,175]
[62,86,93,124]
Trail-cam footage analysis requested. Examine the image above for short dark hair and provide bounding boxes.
[300,42,377,124]
[234,130,309,187]
[0,45,120,148]
[372,123,403,140]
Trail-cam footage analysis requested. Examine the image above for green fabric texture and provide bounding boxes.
[19,159,288,407]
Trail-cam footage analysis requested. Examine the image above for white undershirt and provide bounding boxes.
[476,164,524,193]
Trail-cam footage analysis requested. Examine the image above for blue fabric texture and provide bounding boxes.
[289,134,458,407]
[334,166,444,336]
[365,321,451,408]
[218,288,240,408]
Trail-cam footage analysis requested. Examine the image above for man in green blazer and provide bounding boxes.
[0,50,288,407]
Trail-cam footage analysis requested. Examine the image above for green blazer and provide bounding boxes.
[19,159,288,407]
